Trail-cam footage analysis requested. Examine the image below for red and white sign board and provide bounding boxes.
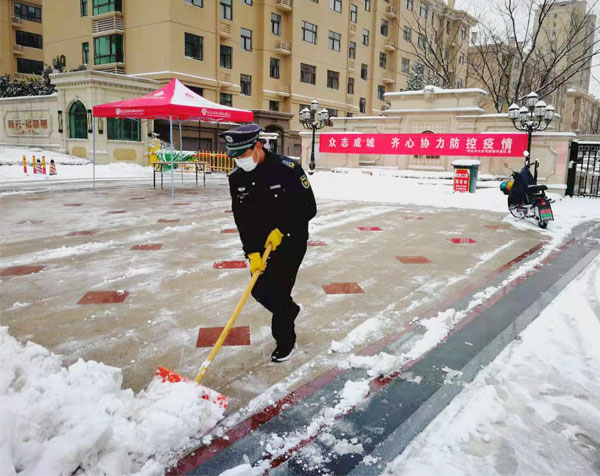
[319,133,528,157]
[453,168,470,193]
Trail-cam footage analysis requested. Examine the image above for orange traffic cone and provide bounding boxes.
[49,159,57,175]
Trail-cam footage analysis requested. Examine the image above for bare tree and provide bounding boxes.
[467,0,600,112]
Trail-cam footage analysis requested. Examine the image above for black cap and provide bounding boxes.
[219,124,262,158]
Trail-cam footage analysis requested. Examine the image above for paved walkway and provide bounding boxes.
[1,178,544,418]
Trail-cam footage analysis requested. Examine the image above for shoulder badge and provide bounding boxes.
[300,174,310,189]
[281,158,296,169]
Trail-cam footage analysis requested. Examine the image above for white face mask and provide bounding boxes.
[235,149,258,172]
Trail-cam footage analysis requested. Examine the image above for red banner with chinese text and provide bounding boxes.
[318,133,528,157]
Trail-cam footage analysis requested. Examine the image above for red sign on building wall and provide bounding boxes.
[319,133,528,157]
[453,168,470,192]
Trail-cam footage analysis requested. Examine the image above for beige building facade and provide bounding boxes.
[564,87,600,134]
[1,0,44,79]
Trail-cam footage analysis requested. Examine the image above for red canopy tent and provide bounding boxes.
[92,79,254,196]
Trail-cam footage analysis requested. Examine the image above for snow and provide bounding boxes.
[383,255,600,476]
[451,159,481,166]
[0,327,225,475]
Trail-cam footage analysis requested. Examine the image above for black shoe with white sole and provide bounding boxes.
[271,342,298,362]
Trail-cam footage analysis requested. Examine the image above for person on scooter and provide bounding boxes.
[222,124,317,362]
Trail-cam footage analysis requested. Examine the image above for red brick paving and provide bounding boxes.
[213,260,247,269]
[448,238,477,244]
[322,282,364,294]
[403,216,425,220]
[64,203,83,207]
[173,202,191,206]
[106,210,127,214]
[158,219,181,223]
[307,241,327,246]
[1,265,46,276]
[485,224,509,230]
[220,228,238,234]
[77,290,129,305]
[196,326,251,347]
[358,227,382,231]
[131,244,163,250]
[67,229,99,236]
[396,256,431,264]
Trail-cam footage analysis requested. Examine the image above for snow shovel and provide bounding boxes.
[156,244,273,405]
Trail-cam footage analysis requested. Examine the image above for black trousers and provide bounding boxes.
[251,236,307,348]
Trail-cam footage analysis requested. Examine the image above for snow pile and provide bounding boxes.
[383,255,600,476]
[0,327,225,475]
[329,316,385,353]
[0,146,153,181]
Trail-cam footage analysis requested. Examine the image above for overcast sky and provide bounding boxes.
[454,0,600,99]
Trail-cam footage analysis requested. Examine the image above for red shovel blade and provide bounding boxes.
[155,366,228,409]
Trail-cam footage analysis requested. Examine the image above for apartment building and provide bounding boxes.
[1,0,44,78]
[39,0,474,130]
[564,87,600,134]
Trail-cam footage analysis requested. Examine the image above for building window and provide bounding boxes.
[220,45,232,68]
[16,30,43,49]
[107,118,141,141]
[243,0,252,4]
[418,33,426,50]
[241,74,252,96]
[347,77,354,94]
[457,78,463,88]
[406,0,413,9]
[330,0,342,12]
[327,70,339,89]
[401,57,410,73]
[419,2,428,18]
[220,0,232,20]
[460,26,467,40]
[269,100,279,111]
[185,32,203,60]
[82,42,89,64]
[14,2,42,22]
[403,26,412,41]
[187,85,203,96]
[185,0,203,6]
[270,57,280,78]
[69,101,88,139]
[92,0,122,15]
[349,41,356,59]
[362,29,369,46]
[361,63,367,80]
[241,28,252,51]
[364,0,370,11]
[381,19,389,37]
[379,52,387,69]
[220,92,232,107]
[359,97,366,113]
[350,4,357,22]
[271,13,281,35]
[16,58,43,75]
[81,0,88,16]
[378,85,385,100]
[300,63,316,84]
[302,21,317,44]
[329,31,341,51]
[94,34,123,64]
[458,52,465,64]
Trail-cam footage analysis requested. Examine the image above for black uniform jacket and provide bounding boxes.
[228,151,317,257]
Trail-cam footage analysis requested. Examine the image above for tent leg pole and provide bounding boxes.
[179,121,183,185]
[170,116,174,200]
[92,116,96,193]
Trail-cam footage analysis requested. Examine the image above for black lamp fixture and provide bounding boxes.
[57,110,63,133]
[508,91,555,161]
[87,109,93,133]
[98,117,103,134]
[299,99,329,174]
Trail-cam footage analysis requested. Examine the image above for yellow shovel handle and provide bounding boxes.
[194,244,272,383]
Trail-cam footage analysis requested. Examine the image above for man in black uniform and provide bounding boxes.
[221,124,317,362]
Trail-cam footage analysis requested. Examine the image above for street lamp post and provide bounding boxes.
[508,91,555,170]
[300,99,329,174]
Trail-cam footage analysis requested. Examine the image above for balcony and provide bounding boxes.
[384,42,396,52]
[92,14,124,35]
[385,6,397,18]
[275,41,291,55]
[12,44,25,55]
[219,21,232,38]
[93,64,125,74]
[382,71,395,84]
[349,24,356,36]
[348,60,355,71]
[275,0,292,12]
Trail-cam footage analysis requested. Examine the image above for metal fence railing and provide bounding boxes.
[566,140,600,198]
